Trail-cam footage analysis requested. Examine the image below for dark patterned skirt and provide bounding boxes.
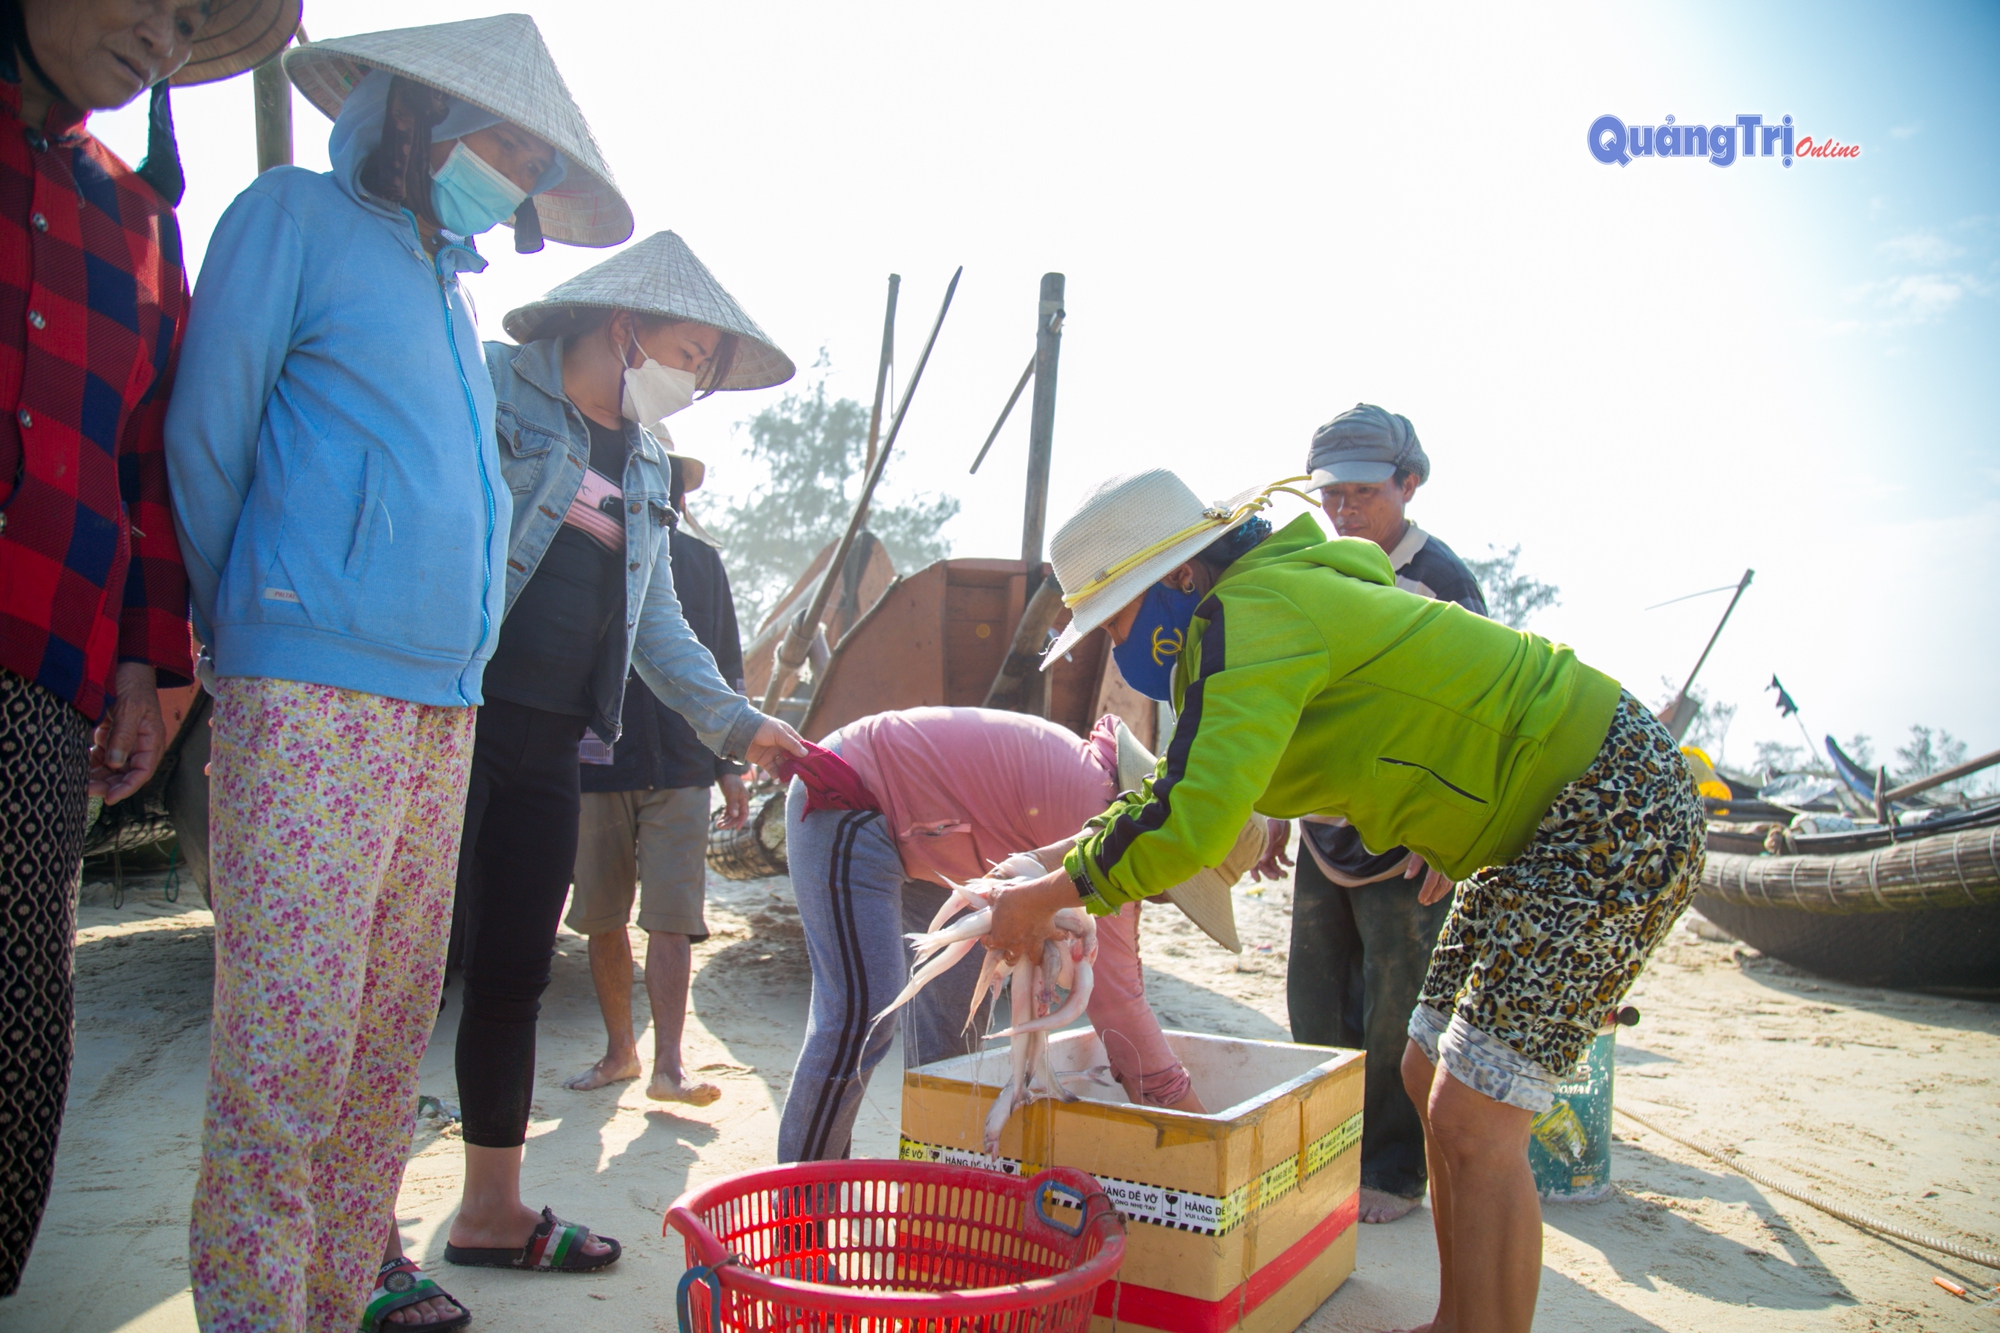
[1,668,91,1294]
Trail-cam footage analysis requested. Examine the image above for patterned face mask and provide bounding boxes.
[1112,582,1201,701]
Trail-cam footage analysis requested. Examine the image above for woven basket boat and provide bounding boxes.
[1695,820,2000,988]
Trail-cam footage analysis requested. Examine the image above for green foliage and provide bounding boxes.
[1753,739,1819,780]
[1892,724,1987,798]
[703,362,959,627]
[1655,677,1738,762]
[1463,544,1560,630]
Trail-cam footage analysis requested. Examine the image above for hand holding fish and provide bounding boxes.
[980,867,1084,961]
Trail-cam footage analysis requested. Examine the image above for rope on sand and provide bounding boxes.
[1614,1104,2000,1271]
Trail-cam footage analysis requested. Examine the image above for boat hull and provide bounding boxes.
[1693,892,2000,989]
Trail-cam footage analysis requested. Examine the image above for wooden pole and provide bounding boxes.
[251,50,292,175]
[759,268,962,714]
[982,578,1066,713]
[1019,273,1065,594]
[863,275,899,478]
[1659,568,1753,741]
[1883,747,2000,805]
[969,353,1035,475]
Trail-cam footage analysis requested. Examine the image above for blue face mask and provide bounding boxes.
[1112,583,1201,701]
[430,141,527,238]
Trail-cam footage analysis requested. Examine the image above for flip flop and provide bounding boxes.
[360,1257,471,1332]
[443,1206,621,1273]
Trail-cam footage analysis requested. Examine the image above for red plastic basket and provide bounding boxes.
[665,1159,1126,1332]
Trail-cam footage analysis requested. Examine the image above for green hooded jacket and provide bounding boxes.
[1065,514,1622,910]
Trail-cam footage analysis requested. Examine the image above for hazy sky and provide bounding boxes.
[93,0,1998,773]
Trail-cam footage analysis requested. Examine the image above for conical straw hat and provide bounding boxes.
[1114,722,1251,954]
[284,14,632,247]
[502,231,796,391]
[172,0,302,86]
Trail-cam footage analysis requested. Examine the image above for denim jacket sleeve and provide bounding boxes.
[629,533,765,760]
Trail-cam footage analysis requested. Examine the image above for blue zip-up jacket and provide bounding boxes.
[486,337,762,759]
[166,80,507,706]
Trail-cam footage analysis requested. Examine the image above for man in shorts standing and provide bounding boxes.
[563,452,743,1104]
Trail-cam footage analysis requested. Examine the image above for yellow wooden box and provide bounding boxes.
[901,1030,1363,1333]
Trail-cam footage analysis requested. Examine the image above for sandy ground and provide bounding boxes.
[11,854,1999,1333]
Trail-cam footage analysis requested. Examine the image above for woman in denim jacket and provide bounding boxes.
[436,232,803,1277]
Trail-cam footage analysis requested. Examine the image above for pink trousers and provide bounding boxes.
[1091,902,1194,1107]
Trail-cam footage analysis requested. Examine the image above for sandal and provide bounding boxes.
[443,1206,621,1273]
[360,1257,471,1332]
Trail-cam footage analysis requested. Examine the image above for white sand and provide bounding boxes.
[12,863,1997,1332]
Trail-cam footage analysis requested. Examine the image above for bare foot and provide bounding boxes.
[448,1203,614,1260]
[385,1292,463,1326]
[563,1053,641,1091]
[1358,1186,1422,1224]
[375,1259,464,1327]
[647,1073,721,1106]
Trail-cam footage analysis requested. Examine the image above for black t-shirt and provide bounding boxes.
[580,528,748,793]
[481,418,628,717]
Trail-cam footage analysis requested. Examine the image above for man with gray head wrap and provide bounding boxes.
[1259,402,1490,1224]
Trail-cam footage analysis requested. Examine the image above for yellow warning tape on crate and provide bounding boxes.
[898,1112,1360,1237]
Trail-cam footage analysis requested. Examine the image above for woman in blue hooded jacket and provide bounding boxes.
[163,17,673,1333]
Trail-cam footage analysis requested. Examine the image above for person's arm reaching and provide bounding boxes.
[1064,584,1329,913]
[631,541,803,769]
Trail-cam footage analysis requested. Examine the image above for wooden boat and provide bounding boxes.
[707,555,1158,881]
[799,556,1155,746]
[1696,806,2000,989]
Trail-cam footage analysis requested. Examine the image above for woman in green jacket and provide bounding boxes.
[985,468,1703,1333]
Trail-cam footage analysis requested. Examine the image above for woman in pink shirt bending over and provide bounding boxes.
[778,706,1254,1162]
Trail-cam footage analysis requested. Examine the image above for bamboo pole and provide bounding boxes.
[1658,568,1753,741]
[251,44,293,175]
[969,354,1035,475]
[862,275,899,478]
[759,268,962,715]
[1883,748,2000,804]
[981,578,1066,713]
[1019,273,1065,597]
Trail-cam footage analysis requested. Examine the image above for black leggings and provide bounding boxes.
[454,699,588,1149]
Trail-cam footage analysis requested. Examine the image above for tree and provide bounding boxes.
[1654,678,1737,763]
[1462,544,1559,630]
[1751,732,1873,783]
[1894,725,1977,799]
[702,360,960,627]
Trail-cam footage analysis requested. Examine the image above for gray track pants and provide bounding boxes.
[777,782,990,1162]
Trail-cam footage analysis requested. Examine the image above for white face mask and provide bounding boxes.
[619,335,701,428]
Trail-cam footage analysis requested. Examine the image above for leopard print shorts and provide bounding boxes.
[1410,691,1705,1111]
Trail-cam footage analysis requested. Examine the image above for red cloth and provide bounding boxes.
[773,739,881,815]
[0,72,193,719]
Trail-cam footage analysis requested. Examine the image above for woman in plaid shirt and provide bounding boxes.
[0,0,296,1299]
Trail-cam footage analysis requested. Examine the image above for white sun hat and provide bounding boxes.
[1041,470,1309,670]
[1113,721,1258,954]
[501,231,796,391]
[284,14,632,247]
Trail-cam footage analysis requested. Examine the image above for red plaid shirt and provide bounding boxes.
[0,67,192,721]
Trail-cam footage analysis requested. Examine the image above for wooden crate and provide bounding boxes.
[901,1031,1363,1333]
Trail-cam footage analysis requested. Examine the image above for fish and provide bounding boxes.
[871,888,1100,1157]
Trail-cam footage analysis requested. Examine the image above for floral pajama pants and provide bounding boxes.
[189,678,475,1333]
